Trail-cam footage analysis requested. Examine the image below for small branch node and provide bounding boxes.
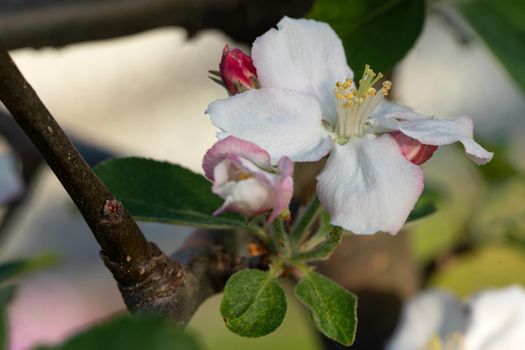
[101,198,124,223]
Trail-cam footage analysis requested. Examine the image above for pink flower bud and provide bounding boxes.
[390,131,438,165]
[203,136,293,222]
[219,45,259,95]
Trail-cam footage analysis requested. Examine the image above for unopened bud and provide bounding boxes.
[219,45,259,95]
[390,132,438,165]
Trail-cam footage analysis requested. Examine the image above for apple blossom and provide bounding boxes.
[218,45,259,95]
[207,17,493,235]
[387,286,525,350]
[203,136,293,222]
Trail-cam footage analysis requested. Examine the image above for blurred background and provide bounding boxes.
[0,0,523,349]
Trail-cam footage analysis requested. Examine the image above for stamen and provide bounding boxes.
[237,171,252,180]
[332,64,393,140]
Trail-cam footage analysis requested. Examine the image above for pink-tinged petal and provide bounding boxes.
[0,150,24,205]
[252,16,352,125]
[219,45,259,95]
[317,134,424,235]
[390,131,438,165]
[207,87,332,164]
[202,136,271,181]
[267,157,294,222]
[204,141,294,222]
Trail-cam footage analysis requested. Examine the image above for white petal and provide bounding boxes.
[399,116,493,165]
[372,105,493,165]
[372,101,414,119]
[316,134,424,235]
[213,177,272,217]
[252,16,352,124]
[370,101,428,132]
[386,290,467,350]
[465,285,525,350]
[207,87,332,164]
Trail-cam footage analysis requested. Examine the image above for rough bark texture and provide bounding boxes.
[0,43,252,325]
[0,0,313,49]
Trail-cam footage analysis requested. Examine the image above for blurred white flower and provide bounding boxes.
[387,285,525,350]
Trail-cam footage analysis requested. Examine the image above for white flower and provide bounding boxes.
[207,17,493,235]
[387,286,525,350]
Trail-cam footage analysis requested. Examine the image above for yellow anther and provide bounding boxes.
[381,80,392,96]
[237,172,252,180]
[333,66,395,138]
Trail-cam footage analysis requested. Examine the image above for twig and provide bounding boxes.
[0,0,312,50]
[0,44,152,271]
[0,43,251,325]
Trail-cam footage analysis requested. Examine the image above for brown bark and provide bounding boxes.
[0,43,252,325]
[0,0,312,49]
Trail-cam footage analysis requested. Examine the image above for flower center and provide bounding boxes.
[235,170,253,181]
[333,65,391,142]
[425,333,465,350]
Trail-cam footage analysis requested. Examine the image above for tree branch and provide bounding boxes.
[0,43,251,324]
[0,44,152,274]
[105,229,262,326]
[0,0,312,50]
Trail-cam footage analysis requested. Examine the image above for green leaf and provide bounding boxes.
[95,157,245,229]
[220,269,287,337]
[458,0,525,92]
[296,227,343,262]
[32,314,202,350]
[309,0,426,73]
[0,254,58,284]
[474,142,520,184]
[0,286,16,350]
[295,270,357,346]
[470,176,525,244]
[407,186,440,222]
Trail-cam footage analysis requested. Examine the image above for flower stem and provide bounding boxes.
[290,195,322,247]
[248,223,269,244]
[272,216,291,256]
